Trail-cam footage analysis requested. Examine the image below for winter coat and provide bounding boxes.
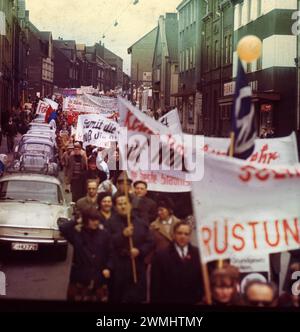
[151,243,204,304]
[59,219,113,287]
[107,211,155,303]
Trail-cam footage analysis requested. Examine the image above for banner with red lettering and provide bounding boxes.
[202,133,299,165]
[64,95,118,119]
[128,170,191,192]
[36,100,49,117]
[192,154,300,263]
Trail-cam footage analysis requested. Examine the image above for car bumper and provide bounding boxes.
[0,236,67,245]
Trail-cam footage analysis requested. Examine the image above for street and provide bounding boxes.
[0,136,72,300]
[0,245,72,300]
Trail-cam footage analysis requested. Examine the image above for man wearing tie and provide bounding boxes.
[150,221,204,304]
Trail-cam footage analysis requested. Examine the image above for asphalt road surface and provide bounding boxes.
[0,245,73,300]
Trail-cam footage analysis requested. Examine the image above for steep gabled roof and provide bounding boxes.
[127,26,158,54]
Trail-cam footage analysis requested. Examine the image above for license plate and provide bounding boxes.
[11,243,39,251]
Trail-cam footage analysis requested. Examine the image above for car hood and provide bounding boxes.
[0,202,69,229]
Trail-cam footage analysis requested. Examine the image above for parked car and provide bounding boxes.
[29,122,55,131]
[0,173,71,260]
[13,139,58,176]
[15,135,57,159]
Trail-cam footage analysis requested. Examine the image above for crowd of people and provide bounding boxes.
[0,95,299,307]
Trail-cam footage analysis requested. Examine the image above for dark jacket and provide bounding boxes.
[107,211,155,303]
[59,219,113,287]
[5,122,17,137]
[132,196,157,224]
[151,243,204,304]
[66,153,87,185]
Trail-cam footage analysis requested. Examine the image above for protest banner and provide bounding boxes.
[128,170,191,192]
[159,109,182,134]
[202,132,299,165]
[64,95,118,119]
[118,97,203,182]
[76,114,119,148]
[36,100,49,116]
[83,93,119,114]
[44,98,58,111]
[192,154,300,264]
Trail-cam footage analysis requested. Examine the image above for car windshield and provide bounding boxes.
[20,143,52,155]
[0,180,63,204]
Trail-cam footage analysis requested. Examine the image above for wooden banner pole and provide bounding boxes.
[123,172,138,284]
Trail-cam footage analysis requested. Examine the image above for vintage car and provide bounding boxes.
[0,173,71,260]
[32,114,46,123]
[27,129,56,141]
[15,135,57,158]
[29,122,56,132]
[13,139,59,176]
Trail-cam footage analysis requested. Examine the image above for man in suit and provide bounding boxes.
[107,192,154,303]
[131,180,157,224]
[150,221,203,304]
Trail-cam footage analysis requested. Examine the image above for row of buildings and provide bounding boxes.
[0,0,126,127]
[128,0,299,138]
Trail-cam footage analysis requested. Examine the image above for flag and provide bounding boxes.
[231,59,256,159]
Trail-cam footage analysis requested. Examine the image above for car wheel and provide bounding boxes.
[55,245,68,261]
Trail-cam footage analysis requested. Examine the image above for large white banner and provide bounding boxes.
[64,95,118,118]
[118,97,203,183]
[159,109,182,134]
[192,154,300,263]
[202,133,299,165]
[76,114,119,148]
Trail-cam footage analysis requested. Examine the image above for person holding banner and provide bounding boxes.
[150,221,203,304]
[108,192,154,303]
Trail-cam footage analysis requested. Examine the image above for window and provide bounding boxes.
[257,55,262,71]
[214,40,219,68]
[190,47,193,69]
[257,0,262,17]
[206,45,210,70]
[193,45,196,67]
[246,62,252,73]
[247,0,252,23]
[224,36,229,64]
[186,49,189,71]
[188,95,195,124]
[228,35,232,64]
[238,3,242,27]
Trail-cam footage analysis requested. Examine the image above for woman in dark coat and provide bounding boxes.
[58,209,113,302]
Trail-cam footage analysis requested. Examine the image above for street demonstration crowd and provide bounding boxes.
[1,95,300,307]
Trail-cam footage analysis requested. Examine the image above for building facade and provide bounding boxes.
[128,27,158,100]
[202,0,234,137]
[53,39,78,89]
[152,13,179,112]
[177,0,206,134]
[27,20,54,99]
[231,0,297,138]
[0,0,14,126]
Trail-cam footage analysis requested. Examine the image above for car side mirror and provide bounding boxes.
[70,202,76,207]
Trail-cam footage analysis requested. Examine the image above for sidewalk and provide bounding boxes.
[0,134,22,163]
